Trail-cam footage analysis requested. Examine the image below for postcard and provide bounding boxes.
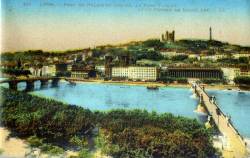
[0,0,250,158]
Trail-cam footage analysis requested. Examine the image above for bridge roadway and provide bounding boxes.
[0,77,63,90]
[193,84,248,158]
[0,77,60,84]
[0,77,81,84]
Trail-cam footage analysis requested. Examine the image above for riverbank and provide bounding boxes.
[0,127,28,157]
[65,78,246,91]
[0,127,79,158]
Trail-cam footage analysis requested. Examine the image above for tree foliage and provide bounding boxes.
[234,76,250,85]
[1,68,31,76]
[172,55,188,61]
[142,39,164,49]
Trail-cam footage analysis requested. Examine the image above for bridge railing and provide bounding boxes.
[196,84,247,147]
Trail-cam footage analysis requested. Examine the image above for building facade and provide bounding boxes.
[112,67,129,78]
[221,68,240,84]
[239,69,250,77]
[43,65,56,76]
[232,53,250,59]
[71,71,88,78]
[112,66,158,81]
[160,51,177,58]
[166,68,223,79]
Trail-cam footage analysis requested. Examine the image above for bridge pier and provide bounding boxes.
[8,81,18,90]
[40,79,49,88]
[196,94,207,114]
[51,78,60,87]
[26,80,35,91]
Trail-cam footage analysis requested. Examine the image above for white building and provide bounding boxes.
[221,68,240,84]
[29,65,56,77]
[232,53,250,59]
[188,54,199,59]
[47,65,56,76]
[29,67,41,76]
[67,64,72,71]
[214,54,229,60]
[112,67,129,78]
[160,51,176,58]
[95,65,105,73]
[112,66,158,81]
[95,65,105,77]
[200,55,217,61]
[71,71,88,78]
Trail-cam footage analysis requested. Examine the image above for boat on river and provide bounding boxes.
[147,85,159,90]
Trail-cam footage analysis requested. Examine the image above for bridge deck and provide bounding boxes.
[0,77,60,84]
[194,84,247,158]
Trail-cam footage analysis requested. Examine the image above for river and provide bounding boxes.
[2,81,250,138]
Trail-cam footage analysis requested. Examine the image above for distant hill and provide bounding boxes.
[160,39,250,52]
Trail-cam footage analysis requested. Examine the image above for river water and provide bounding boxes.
[207,89,250,138]
[2,81,250,138]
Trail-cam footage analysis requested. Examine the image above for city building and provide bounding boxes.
[104,55,113,79]
[42,65,56,76]
[232,53,250,59]
[71,64,96,78]
[95,65,105,77]
[29,65,56,77]
[200,55,217,61]
[67,64,72,71]
[166,67,223,79]
[112,67,129,79]
[118,55,130,66]
[47,65,56,76]
[214,53,230,60]
[160,51,177,58]
[56,63,68,73]
[112,66,158,81]
[239,69,250,77]
[95,65,105,73]
[71,70,89,78]
[221,67,240,84]
[129,67,158,81]
[188,53,200,59]
[29,67,41,76]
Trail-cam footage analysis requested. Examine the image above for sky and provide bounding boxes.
[1,0,250,52]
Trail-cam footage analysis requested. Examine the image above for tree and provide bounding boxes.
[234,76,250,85]
[27,136,43,148]
[239,57,249,64]
[143,39,164,49]
[172,55,188,61]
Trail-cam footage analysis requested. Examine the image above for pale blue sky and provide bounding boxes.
[1,0,250,52]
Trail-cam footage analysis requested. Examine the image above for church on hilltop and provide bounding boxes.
[161,30,175,42]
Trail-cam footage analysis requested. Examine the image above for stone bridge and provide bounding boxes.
[192,83,248,158]
[0,77,62,91]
